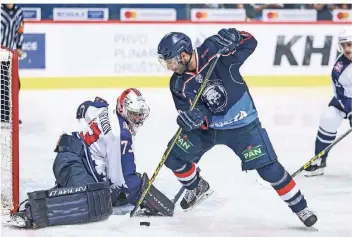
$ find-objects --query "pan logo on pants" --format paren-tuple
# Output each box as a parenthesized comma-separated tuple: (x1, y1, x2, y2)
(202, 80, 228, 113)
(176, 134, 194, 153)
(242, 145, 266, 162)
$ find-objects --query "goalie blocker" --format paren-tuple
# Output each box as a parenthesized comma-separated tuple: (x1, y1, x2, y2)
(11, 176, 174, 229)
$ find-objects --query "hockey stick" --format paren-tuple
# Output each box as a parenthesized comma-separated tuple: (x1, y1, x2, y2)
(130, 51, 222, 217)
(172, 187, 186, 205)
(291, 128, 352, 178)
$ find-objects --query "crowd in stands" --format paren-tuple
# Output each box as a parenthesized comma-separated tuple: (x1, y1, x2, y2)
(191, 4, 352, 20)
(17, 3, 352, 21)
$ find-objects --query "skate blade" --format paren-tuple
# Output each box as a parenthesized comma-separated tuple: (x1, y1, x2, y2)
(304, 169, 324, 177)
(183, 189, 214, 212)
(6, 216, 26, 228)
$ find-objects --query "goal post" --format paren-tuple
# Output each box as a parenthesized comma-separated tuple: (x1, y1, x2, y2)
(1, 47, 20, 215)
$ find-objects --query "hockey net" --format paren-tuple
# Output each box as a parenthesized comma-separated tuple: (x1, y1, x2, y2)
(0, 47, 19, 216)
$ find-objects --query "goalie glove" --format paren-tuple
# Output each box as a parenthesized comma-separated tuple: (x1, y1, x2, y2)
(76, 97, 109, 119)
(94, 96, 109, 104)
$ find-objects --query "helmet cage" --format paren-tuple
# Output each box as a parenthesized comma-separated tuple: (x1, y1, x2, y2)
(117, 89, 150, 129)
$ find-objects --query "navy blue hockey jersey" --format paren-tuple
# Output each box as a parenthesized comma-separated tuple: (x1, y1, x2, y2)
(170, 31, 258, 129)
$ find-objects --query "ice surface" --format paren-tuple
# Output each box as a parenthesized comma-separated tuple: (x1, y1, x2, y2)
(1, 87, 351, 237)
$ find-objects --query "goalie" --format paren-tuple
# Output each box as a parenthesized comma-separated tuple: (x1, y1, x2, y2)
(11, 88, 174, 229)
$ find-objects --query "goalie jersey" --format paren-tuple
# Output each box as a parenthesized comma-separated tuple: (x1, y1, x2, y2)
(332, 54, 352, 118)
(73, 100, 141, 204)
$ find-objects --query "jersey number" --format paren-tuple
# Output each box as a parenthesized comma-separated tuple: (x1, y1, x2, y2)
(79, 120, 101, 146)
(121, 140, 133, 155)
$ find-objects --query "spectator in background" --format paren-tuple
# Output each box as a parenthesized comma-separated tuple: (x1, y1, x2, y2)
(309, 4, 335, 20)
(334, 4, 352, 9)
(189, 4, 226, 9)
(233, 4, 283, 21)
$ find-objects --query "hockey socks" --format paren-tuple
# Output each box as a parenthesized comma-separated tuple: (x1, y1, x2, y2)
(315, 126, 337, 160)
(257, 162, 307, 213)
(173, 162, 200, 189)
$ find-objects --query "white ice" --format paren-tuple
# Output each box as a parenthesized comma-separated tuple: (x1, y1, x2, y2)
(1, 87, 352, 237)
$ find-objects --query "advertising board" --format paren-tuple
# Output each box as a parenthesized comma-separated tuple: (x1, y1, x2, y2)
(20, 22, 348, 89)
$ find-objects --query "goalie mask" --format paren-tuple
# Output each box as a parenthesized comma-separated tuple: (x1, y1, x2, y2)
(337, 28, 352, 60)
(116, 88, 150, 134)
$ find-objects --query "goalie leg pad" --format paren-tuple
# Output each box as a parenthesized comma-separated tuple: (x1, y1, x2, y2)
(53, 134, 102, 187)
(22, 181, 112, 228)
(140, 173, 175, 216)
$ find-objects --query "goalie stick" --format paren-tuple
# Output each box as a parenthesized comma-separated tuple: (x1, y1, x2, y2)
(292, 128, 352, 178)
(130, 51, 222, 217)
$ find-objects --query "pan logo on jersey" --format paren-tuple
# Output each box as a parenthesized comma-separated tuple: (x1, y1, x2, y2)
(242, 145, 266, 162)
(201, 80, 228, 113)
(176, 134, 194, 153)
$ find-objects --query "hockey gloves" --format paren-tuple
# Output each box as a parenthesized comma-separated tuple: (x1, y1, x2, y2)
(177, 107, 209, 131)
(348, 113, 352, 127)
(211, 28, 242, 54)
(76, 97, 109, 119)
(94, 96, 108, 104)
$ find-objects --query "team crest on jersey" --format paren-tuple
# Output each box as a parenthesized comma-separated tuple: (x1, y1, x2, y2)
(201, 80, 228, 113)
(334, 61, 343, 73)
(195, 74, 203, 83)
(122, 121, 129, 131)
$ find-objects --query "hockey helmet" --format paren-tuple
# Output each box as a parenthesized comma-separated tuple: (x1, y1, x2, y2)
(116, 88, 150, 131)
(157, 32, 193, 74)
(337, 27, 352, 59)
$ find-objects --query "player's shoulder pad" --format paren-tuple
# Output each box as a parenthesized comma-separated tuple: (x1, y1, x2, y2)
(170, 73, 185, 94)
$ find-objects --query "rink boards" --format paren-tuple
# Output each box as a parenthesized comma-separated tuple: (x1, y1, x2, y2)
(17, 22, 348, 89)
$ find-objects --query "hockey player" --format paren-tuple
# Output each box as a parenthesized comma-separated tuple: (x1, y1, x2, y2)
(11, 88, 174, 229)
(304, 28, 352, 177)
(157, 29, 317, 227)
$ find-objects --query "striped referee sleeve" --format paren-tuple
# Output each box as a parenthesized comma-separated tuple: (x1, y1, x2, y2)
(1, 4, 24, 50)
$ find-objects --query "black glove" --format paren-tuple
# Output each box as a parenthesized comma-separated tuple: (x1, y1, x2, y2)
(348, 113, 352, 127)
(212, 28, 242, 54)
(76, 98, 109, 119)
(177, 107, 208, 131)
(94, 96, 108, 104)
(76, 102, 89, 119)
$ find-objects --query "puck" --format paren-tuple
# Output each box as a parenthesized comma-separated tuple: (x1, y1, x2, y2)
(140, 221, 150, 227)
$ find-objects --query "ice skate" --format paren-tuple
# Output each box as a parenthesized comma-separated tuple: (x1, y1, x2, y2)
(296, 207, 318, 227)
(304, 158, 326, 177)
(7, 211, 33, 228)
(180, 177, 213, 211)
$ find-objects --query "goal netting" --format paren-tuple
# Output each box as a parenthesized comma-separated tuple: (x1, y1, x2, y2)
(1, 47, 19, 216)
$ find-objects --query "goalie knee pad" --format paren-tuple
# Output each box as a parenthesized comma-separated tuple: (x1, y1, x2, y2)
(14, 181, 112, 228)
